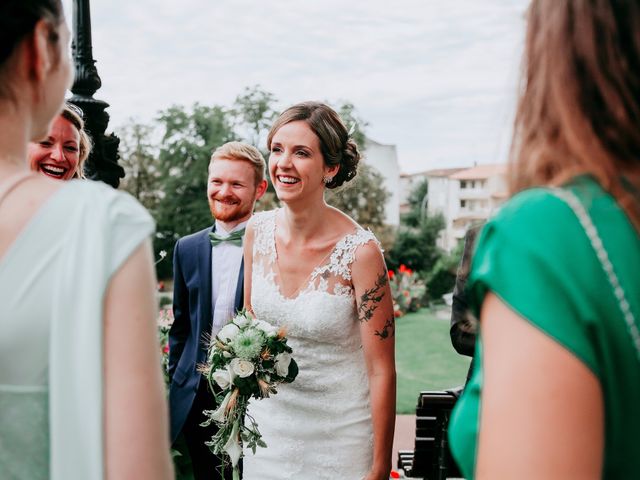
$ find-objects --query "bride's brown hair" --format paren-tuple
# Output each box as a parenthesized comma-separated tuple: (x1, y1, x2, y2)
(510, 0, 640, 229)
(267, 101, 361, 189)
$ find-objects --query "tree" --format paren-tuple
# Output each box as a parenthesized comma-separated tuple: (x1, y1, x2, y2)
(115, 91, 387, 279)
(386, 178, 445, 274)
(325, 102, 395, 248)
(326, 164, 388, 227)
(386, 214, 445, 272)
(232, 86, 280, 212)
(402, 178, 429, 228)
(336, 101, 369, 148)
(231, 85, 279, 154)
(426, 238, 464, 300)
(150, 88, 282, 278)
(153, 103, 236, 278)
(118, 119, 161, 212)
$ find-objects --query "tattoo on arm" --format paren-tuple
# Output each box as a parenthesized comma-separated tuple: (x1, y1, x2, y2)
(357, 272, 388, 323)
(374, 316, 395, 340)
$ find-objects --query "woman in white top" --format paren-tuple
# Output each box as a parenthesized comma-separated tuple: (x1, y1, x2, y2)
(0, 1, 173, 478)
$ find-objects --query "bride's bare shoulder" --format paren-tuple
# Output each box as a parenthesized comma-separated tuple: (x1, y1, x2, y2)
(326, 206, 361, 234)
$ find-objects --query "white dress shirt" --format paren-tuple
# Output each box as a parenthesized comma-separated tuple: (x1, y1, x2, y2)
(211, 220, 247, 337)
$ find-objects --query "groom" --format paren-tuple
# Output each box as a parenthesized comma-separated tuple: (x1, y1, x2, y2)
(169, 141, 267, 479)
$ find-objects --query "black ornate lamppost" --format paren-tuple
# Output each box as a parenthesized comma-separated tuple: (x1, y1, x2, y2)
(69, 0, 124, 188)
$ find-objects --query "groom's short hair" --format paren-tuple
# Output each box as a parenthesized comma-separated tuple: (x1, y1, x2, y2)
(209, 141, 266, 186)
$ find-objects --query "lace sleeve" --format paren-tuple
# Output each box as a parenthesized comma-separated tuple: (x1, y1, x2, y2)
(315, 228, 382, 283)
(252, 210, 277, 262)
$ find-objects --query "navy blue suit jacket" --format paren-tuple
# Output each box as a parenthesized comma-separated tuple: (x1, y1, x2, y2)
(168, 225, 244, 443)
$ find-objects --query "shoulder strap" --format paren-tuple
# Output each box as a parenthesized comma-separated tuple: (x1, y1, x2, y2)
(0, 171, 36, 206)
(252, 209, 277, 261)
(315, 228, 381, 282)
(549, 187, 640, 362)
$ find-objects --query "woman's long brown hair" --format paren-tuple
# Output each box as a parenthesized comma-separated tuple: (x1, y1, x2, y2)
(510, 0, 640, 229)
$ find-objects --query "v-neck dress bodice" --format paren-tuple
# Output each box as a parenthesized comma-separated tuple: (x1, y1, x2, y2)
(244, 209, 380, 479)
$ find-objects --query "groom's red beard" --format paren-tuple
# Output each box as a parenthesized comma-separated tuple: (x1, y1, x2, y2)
(208, 195, 253, 222)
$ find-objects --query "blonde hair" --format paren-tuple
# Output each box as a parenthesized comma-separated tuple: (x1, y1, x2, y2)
(60, 103, 92, 179)
(210, 141, 266, 185)
(510, 0, 640, 229)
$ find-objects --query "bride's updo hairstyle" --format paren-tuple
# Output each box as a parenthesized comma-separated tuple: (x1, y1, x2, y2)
(267, 101, 361, 189)
(0, 0, 64, 99)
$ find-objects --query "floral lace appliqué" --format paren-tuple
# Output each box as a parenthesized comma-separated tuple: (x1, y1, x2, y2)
(252, 210, 277, 262)
(245, 210, 378, 478)
(310, 228, 381, 283)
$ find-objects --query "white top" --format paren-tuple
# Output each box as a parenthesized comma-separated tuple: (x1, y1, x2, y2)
(211, 219, 247, 336)
(0, 180, 154, 480)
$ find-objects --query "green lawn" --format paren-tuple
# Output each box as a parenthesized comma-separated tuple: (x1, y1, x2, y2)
(396, 307, 471, 414)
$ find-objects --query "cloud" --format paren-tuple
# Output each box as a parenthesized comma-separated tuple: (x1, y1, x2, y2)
(64, 0, 528, 173)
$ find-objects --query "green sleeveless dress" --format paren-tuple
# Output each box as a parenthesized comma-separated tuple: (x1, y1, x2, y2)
(0, 180, 154, 479)
(448, 176, 640, 478)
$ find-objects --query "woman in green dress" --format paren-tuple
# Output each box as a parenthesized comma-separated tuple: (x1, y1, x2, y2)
(448, 1, 640, 478)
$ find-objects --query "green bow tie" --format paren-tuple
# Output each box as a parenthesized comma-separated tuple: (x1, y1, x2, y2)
(209, 228, 245, 247)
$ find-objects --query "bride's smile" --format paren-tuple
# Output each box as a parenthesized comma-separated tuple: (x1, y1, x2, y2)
(269, 120, 338, 204)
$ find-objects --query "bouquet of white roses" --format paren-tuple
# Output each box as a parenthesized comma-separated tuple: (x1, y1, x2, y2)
(201, 310, 298, 479)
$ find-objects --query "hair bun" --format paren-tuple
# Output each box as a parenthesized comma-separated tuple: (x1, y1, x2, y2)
(327, 138, 360, 189)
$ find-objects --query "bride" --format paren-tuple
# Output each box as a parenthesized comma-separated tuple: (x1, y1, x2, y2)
(242, 101, 396, 479)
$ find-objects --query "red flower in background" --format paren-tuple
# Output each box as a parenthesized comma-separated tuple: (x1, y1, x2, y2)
(397, 264, 413, 275)
(389, 264, 426, 317)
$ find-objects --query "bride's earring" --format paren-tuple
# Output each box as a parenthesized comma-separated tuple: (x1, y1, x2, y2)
(323, 175, 333, 185)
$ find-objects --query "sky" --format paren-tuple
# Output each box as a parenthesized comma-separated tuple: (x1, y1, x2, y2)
(62, 0, 529, 174)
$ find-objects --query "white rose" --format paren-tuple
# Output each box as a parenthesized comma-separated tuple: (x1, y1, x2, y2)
(230, 358, 255, 378)
(254, 319, 278, 337)
(218, 323, 240, 343)
(233, 314, 251, 328)
(211, 369, 231, 390)
(275, 352, 292, 377)
(222, 350, 233, 358)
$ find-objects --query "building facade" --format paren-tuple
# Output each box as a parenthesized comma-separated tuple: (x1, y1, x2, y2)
(402, 164, 507, 251)
(363, 137, 401, 226)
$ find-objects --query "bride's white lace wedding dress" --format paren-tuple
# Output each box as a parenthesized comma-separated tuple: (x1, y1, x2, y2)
(243, 209, 379, 479)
